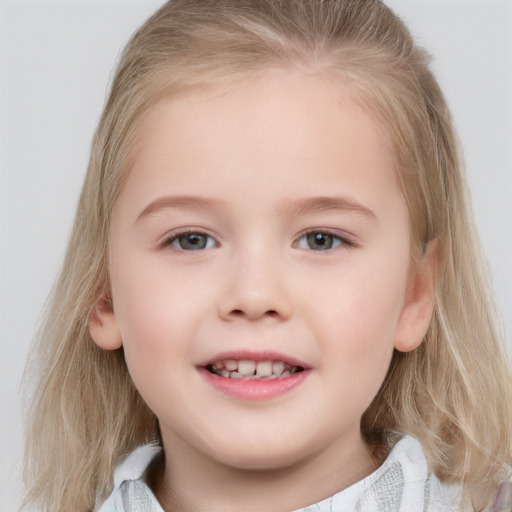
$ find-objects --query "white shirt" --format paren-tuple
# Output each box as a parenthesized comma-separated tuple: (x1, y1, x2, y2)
(96, 435, 460, 512)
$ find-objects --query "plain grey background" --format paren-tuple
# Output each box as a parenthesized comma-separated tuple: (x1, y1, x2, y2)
(1, 1, 511, 510)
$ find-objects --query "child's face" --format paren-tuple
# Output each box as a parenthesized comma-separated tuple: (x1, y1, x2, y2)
(91, 70, 432, 475)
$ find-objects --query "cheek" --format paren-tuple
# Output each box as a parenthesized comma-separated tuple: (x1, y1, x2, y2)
(109, 255, 218, 374)
(109, 262, 180, 379)
(111, 281, 192, 417)
(308, 253, 408, 365)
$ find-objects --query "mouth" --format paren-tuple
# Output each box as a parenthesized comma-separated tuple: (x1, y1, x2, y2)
(199, 353, 310, 400)
(205, 359, 304, 379)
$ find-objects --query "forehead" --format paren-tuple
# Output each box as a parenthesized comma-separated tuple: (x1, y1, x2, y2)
(115, 69, 403, 223)
(136, 71, 394, 168)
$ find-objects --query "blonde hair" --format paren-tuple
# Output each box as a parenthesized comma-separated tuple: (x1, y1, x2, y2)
(23, 1, 511, 510)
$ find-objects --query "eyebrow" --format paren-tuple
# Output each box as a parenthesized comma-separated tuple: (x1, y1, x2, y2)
(136, 194, 376, 222)
(277, 196, 377, 219)
(136, 195, 224, 222)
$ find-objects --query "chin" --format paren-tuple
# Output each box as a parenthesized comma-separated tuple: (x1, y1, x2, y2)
(208, 442, 309, 472)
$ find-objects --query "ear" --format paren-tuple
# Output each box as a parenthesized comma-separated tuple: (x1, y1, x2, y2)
(394, 240, 438, 352)
(88, 292, 123, 350)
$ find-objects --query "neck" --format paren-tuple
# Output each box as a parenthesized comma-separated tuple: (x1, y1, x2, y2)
(150, 431, 380, 512)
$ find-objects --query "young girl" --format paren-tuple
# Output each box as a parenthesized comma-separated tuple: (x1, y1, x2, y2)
(23, 0, 512, 511)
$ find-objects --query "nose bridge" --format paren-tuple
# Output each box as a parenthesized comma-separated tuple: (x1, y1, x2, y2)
(218, 240, 293, 321)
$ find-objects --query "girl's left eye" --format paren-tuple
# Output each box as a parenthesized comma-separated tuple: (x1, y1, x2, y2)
(166, 232, 216, 251)
(295, 231, 348, 251)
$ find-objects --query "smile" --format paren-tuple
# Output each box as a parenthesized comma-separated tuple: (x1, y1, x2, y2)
(199, 353, 310, 401)
(205, 359, 304, 379)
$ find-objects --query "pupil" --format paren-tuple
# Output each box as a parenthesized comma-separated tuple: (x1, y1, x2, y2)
(181, 233, 206, 250)
(307, 232, 333, 250)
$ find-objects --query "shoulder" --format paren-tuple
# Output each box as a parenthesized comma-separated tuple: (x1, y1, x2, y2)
(385, 435, 460, 512)
(293, 434, 460, 512)
(95, 444, 162, 512)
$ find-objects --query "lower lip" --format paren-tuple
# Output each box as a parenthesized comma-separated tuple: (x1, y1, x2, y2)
(198, 367, 310, 401)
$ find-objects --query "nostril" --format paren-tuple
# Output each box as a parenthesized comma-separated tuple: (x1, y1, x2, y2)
(228, 309, 279, 318)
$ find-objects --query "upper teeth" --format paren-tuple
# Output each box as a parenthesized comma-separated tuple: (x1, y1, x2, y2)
(209, 359, 301, 379)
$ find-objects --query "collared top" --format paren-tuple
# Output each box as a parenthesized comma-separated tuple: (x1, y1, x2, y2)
(96, 435, 460, 512)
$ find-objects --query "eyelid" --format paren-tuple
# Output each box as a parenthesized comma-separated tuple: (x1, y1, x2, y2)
(293, 228, 356, 250)
(160, 228, 220, 250)
(158, 227, 355, 251)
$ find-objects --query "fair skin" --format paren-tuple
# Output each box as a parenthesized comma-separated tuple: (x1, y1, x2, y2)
(90, 69, 435, 511)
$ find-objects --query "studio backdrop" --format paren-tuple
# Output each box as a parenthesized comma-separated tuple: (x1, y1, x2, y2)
(1, 1, 510, 510)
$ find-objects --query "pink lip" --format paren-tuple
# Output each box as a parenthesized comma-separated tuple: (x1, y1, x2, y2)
(197, 350, 311, 401)
(198, 367, 311, 401)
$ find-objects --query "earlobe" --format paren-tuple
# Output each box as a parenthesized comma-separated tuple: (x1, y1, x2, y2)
(88, 292, 123, 350)
(394, 240, 438, 353)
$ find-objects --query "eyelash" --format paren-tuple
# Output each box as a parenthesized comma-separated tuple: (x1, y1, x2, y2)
(294, 230, 355, 252)
(163, 230, 217, 251)
(162, 229, 355, 252)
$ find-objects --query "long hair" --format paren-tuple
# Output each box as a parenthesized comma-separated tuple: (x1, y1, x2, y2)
(23, 1, 511, 510)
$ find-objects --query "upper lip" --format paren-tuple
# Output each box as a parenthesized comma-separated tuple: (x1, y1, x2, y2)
(199, 350, 311, 369)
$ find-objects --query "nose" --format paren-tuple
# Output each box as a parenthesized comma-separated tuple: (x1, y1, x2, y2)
(217, 250, 293, 322)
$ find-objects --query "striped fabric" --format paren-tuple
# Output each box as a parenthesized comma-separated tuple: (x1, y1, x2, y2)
(97, 435, 460, 512)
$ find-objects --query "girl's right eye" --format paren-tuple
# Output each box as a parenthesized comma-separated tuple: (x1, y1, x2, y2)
(165, 232, 216, 251)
